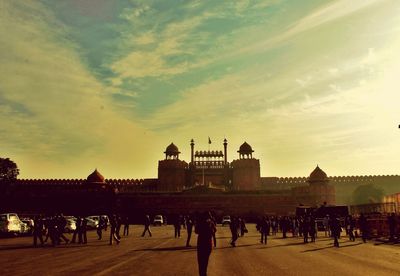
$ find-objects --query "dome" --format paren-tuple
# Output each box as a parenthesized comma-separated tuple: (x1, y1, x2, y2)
(238, 142, 254, 154)
(309, 165, 328, 182)
(87, 169, 105, 183)
(164, 143, 180, 155)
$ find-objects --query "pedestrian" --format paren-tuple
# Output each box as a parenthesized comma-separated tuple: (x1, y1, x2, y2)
(116, 215, 122, 240)
(195, 211, 216, 276)
(230, 216, 239, 247)
(359, 213, 368, 243)
(323, 215, 330, 237)
(309, 216, 316, 242)
(33, 215, 44, 247)
(141, 214, 152, 237)
(174, 215, 181, 238)
(330, 215, 341, 247)
(281, 216, 289, 238)
(348, 215, 355, 242)
(260, 216, 270, 245)
(109, 214, 120, 245)
(186, 215, 194, 247)
(123, 216, 129, 236)
(57, 214, 69, 245)
(240, 218, 247, 237)
(302, 217, 309, 243)
(81, 217, 88, 244)
(71, 216, 82, 244)
(97, 216, 105, 240)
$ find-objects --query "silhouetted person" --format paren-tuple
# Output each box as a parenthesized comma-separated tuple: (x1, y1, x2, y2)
(302, 217, 309, 243)
(359, 213, 368, 243)
(240, 218, 247, 237)
(330, 215, 341, 247)
(195, 212, 216, 276)
(174, 215, 181, 238)
(123, 216, 129, 236)
(116, 216, 122, 239)
(109, 215, 120, 245)
(57, 214, 69, 244)
(323, 215, 330, 237)
(141, 215, 152, 237)
(97, 216, 105, 240)
(33, 216, 44, 247)
(81, 217, 88, 244)
(281, 217, 289, 238)
(259, 216, 270, 244)
(388, 213, 397, 241)
(348, 215, 355, 242)
(309, 216, 316, 242)
(230, 217, 239, 247)
(186, 216, 194, 247)
(71, 216, 82, 244)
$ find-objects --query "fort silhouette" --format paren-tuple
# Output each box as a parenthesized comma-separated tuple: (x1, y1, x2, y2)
(2, 139, 399, 219)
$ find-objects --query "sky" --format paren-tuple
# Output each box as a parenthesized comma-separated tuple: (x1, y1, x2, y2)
(1, 0, 400, 179)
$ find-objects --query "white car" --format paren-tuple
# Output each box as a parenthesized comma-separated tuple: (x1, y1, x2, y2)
(85, 218, 98, 229)
(153, 215, 164, 226)
(0, 213, 22, 235)
(221, 215, 231, 226)
(65, 218, 76, 232)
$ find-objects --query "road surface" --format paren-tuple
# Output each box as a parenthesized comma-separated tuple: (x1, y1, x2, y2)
(0, 224, 399, 275)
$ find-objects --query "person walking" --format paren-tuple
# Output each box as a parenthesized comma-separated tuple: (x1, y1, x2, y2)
(141, 215, 152, 237)
(174, 215, 182, 238)
(195, 212, 216, 276)
(331, 215, 341, 247)
(186, 215, 194, 247)
(348, 215, 355, 242)
(33, 215, 44, 247)
(230, 216, 239, 247)
(260, 216, 270, 245)
(97, 216, 105, 240)
(71, 216, 82, 244)
(123, 216, 130, 236)
(109, 214, 120, 245)
(309, 216, 316, 242)
(359, 213, 369, 243)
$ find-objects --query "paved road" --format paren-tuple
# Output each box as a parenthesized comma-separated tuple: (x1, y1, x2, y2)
(0, 224, 399, 275)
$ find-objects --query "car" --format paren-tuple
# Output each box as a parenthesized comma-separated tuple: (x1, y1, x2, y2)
(153, 215, 164, 226)
(0, 213, 22, 236)
(65, 218, 77, 233)
(85, 218, 98, 229)
(20, 218, 34, 235)
(221, 215, 231, 226)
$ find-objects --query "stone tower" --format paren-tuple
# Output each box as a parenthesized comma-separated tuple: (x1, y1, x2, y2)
(158, 143, 188, 191)
(231, 142, 261, 190)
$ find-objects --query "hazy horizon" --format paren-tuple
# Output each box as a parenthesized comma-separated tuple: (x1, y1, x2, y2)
(1, 0, 399, 179)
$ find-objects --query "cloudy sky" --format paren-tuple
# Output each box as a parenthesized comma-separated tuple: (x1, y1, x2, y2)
(1, 0, 399, 179)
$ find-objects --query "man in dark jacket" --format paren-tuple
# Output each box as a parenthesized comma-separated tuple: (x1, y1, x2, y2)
(195, 212, 216, 276)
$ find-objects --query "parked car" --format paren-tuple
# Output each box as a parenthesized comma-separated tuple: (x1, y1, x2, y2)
(153, 215, 164, 226)
(221, 215, 231, 226)
(65, 218, 77, 233)
(0, 213, 22, 236)
(20, 218, 34, 235)
(85, 218, 98, 229)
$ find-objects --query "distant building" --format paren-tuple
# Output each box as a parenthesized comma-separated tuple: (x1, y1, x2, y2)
(1, 138, 340, 218)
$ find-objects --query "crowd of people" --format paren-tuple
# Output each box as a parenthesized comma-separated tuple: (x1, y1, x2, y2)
(25, 211, 397, 276)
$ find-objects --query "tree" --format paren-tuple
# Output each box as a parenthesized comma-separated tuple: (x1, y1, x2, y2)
(0, 157, 19, 182)
(352, 184, 384, 205)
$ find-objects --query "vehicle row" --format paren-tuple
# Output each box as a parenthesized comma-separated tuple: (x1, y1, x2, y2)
(0, 213, 109, 236)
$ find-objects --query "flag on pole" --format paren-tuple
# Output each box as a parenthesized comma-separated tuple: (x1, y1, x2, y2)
(208, 137, 212, 144)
